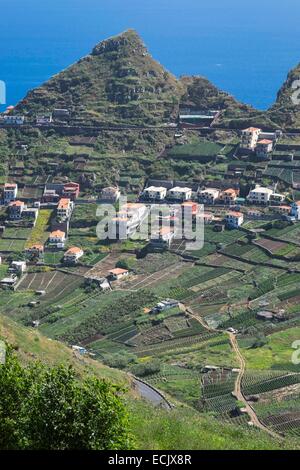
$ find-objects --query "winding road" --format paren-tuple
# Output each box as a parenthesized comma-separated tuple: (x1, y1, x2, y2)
(186, 307, 284, 441)
(132, 377, 172, 410)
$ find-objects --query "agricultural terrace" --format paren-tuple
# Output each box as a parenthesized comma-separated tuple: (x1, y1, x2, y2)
(25, 209, 53, 247)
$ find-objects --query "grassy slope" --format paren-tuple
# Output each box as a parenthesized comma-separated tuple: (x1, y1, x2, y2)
(0, 313, 127, 384)
(241, 326, 300, 371)
(1, 312, 299, 449)
(129, 401, 297, 450)
(16, 30, 183, 126)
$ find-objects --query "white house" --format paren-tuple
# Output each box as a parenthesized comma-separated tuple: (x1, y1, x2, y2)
(291, 201, 300, 220)
(256, 139, 273, 159)
(143, 186, 167, 201)
(247, 186, 274, 205)
(10, 261, 26, 274)
(36, 114, 53, 126)
(240, 127, 261, 150)
(3, 115, 25, 125)
(9, 200, 25, 219)
(168, 187, 192, 201)
(198, 188, 220, 204)
(101, 186, 121, 202)
(109, 268, 129, 281)
(64, 246, 84, 264)
(225, 211, 244, 229)
(3, 183, 18, 204)
(48, 230, 66, 248)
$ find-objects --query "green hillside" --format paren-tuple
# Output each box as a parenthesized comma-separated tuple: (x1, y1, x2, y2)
(16, 30, 183, 127)
(1, 313, 296, 450)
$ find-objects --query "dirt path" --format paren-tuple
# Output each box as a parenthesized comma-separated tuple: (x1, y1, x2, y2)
(228, 333, 282, 440)
(186, 307, 283, 441)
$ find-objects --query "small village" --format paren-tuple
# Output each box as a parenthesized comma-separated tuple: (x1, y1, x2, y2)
(1, 123, 300, 291)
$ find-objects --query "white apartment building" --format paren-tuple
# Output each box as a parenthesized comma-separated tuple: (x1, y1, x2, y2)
(3, 183, 18, 203)
(240, 127, 261, 150)
(247, 186, 274, 204)
(168, 187, 192, 201)
(198, 188, 220, 204)
(225, 211, 244, 229)
(57, 198, 73, 221)
(143, 186, 167, 201)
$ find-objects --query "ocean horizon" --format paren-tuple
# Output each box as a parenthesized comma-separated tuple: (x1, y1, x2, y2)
(1, 0, 300, 111)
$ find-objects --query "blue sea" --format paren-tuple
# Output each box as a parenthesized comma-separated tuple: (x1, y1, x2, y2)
(1, 0, 300, 111)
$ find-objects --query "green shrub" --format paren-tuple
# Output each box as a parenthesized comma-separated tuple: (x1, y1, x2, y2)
(0, 345, 133, 450)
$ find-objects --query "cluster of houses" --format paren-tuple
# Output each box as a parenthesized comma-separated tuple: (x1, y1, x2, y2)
(0, 179, 85, 278)
(141, 181, 286, 208)
(0, 183, 39, 226)
(0, 107, 71, 127)
(240, 127, 282, 159)
(42, 182, 80, 203)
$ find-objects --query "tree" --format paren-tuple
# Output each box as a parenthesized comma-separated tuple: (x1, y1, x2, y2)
(0, 345, 133, 450)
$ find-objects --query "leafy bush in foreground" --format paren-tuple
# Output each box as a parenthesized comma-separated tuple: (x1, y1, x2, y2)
(0, 345, 133, 450)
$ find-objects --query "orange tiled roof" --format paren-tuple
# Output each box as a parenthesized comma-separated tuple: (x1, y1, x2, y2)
(50, 230, 65, 238)
(243, 127, 261, 132)
(58, 198, 71, 209)
(10, 200, 24, 207)
(181, 201, 197, 206)
(159, 227, 173, 235)
(258, 139, 273, 145)
(110, 268, 128, 275)
(223, 188, 238, 195)
(227, 211, 243, 217)
(27, 244, 44, 251)
(65, 246, 83, 255)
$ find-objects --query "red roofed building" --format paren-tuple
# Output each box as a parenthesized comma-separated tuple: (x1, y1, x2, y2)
(181, 201, 198, 217)
(219, 188, 239, 205)
(25, 244, 44, 258)
(109, 268, 129, 281)
(62, 182, 80, 200)
(64, 246, 84, 264)
(9, 200, 25, 219)
(48, 230, 66, 248)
